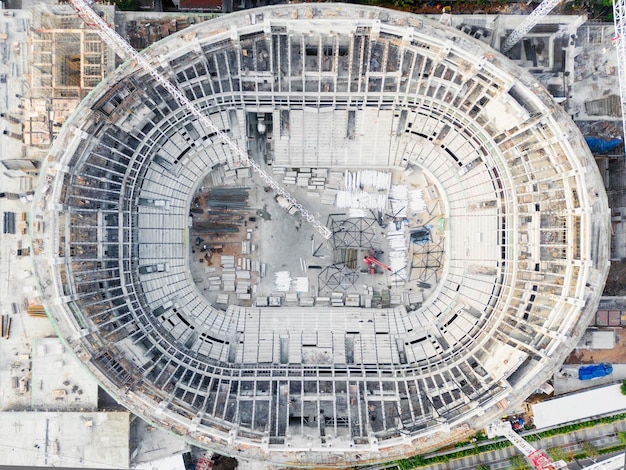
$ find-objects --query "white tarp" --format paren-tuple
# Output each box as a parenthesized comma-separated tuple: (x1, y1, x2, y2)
(532, 383, 626, 429)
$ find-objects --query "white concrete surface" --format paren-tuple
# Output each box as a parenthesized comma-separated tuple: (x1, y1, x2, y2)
(31, 337, 99, 411)
(0, 411, 130, 468)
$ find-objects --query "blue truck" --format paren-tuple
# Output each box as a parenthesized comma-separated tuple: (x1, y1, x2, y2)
(578, 363, 613, 381)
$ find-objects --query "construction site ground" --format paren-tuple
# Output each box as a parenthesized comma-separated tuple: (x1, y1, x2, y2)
(188, 165, 445, 310)
(565, 327, 626, 365)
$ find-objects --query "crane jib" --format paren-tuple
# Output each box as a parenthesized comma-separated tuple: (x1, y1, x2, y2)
(69, 0, 333, 240)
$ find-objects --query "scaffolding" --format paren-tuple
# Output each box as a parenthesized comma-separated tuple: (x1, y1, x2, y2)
(30, 4, 114, 99)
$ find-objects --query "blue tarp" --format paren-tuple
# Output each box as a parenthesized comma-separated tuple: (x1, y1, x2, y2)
(410, 226, 432, 245)
(578, 363, 613, 381)
(585, 136, 623, 154)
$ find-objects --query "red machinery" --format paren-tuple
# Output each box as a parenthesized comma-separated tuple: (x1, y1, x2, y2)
(364, 255, 392, 274)
(487, 421, 566, 470)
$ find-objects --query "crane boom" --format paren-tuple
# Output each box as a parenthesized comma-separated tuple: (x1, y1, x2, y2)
(501, 0, 562, 53)
(487, 421, 566, 470)
(614, 0, 626, 145)
(68, 0, 332, 240)
(364, 256, 392, 272)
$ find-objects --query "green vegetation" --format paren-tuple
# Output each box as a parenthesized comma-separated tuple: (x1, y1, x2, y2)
(115, 0, 137, 10)
(546, 447, 569, 462)
(599, 444, 626, 456)
(620, 379, 626, 396)
(509, 455, 531, 470)
(392, 412, 626, 470)
(581, 441, 599, 460)
(475, 464, 490, 470)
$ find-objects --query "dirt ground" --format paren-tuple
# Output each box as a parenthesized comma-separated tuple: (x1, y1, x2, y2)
(564, 328, 626, 364)
(603, 261, 626, 296)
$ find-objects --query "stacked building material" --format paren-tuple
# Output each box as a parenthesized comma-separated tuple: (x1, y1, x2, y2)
(387, 223, 407, 286)
(336, 170, 391, 211)
(408, 188, 427, 214)
(207, 187, 249, 209)
(296, 169, 311, 187)
(299, 296, 314, 307)
(331, 292, 344, 306)
(345, 294, 361, 307)
(389, 185, 408, 218)
(274, 271, 291, 291)
(220, 255, 237, 292)
(236, 281, 251, 299)
(0, 315, 10, 339)
(208, 275, 221, 291)
(27, 305, 47, 317)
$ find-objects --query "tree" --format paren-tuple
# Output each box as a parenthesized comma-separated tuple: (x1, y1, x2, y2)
(620, 379, 626, 396)
(581, 441, 599, 460)
(115, 0, 137, 10)
(509, 455, 531, 470)
(546, 447, 569, 462)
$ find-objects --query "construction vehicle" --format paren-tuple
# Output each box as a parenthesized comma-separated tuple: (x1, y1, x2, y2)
(487, 421, 567, 470)
(275, 194, 297, 215)
(67, 0, 332, 240)
(364, 255, 392, 274)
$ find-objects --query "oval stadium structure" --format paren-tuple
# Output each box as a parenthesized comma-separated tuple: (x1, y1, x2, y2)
(31, 4, 610, 467)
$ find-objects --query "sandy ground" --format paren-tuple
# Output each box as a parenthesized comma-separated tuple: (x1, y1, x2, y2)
(565, 327, 626, 364)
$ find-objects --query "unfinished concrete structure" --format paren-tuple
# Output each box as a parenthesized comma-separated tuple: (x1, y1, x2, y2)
(31, 4, 610, 467)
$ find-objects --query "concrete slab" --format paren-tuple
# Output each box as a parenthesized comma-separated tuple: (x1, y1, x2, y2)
(554, 363, 626, 396)
(133, 453, 186, 470)
(0, 411, 130, 468)
(31, 337, 99, 411)
(130, 416, 190, 465)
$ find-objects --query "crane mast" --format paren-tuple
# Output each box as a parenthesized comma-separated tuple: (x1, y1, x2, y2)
(614, 0, 626, 145)
(487, 421, 567, 470)
(501, 0, 562, 53)
(68, 0, 333, 240)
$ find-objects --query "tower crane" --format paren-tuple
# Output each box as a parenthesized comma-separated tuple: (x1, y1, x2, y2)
(614, 0, 626, 145)
(501, 0, 562, 53)
(68, 0, 333, 240)
(487, 421, 567, 470)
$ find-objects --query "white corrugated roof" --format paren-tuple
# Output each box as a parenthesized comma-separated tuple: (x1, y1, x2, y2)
(532, 383, 626, 429)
